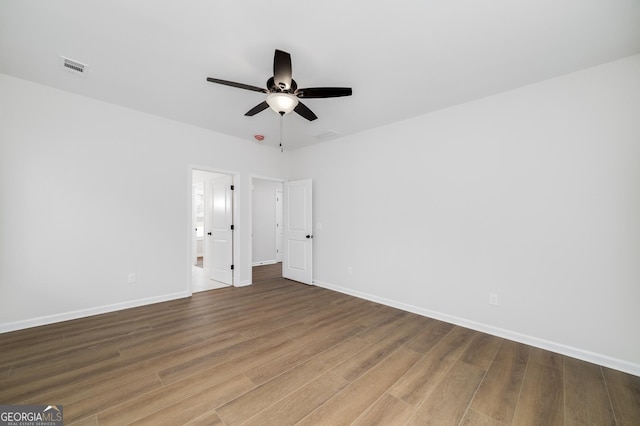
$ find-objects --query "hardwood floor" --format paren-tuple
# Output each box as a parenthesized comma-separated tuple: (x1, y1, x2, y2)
(1, 263, 639, 425)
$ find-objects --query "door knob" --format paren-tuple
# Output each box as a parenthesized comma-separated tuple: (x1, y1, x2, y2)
(207, 232, 212, 235)
(306, 235, 313, 239)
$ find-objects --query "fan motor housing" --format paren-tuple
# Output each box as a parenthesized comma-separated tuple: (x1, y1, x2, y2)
(267, 77, 297, 93)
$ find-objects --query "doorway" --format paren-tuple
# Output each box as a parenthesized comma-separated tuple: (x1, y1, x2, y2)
(192, 169, 234, 292)
(251, 178, 284, 281)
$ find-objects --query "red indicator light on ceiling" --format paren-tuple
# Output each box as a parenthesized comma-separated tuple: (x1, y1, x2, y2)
(254, 134, 265, 141)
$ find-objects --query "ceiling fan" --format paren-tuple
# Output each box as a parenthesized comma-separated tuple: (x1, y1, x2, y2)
(206, 49, 352, 121)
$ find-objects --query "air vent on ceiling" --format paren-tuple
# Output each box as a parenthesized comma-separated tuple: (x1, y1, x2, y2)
(60, 56, 89, 77)
(313, 130, 339, 141)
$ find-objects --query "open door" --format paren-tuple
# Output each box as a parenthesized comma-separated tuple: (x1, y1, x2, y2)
(205, 174, 233, 285)
(283, 179, 313, 284)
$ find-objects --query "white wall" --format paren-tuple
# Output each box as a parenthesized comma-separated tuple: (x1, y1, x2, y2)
(252, 179, 283, 265)
(290, 54, 640, 375)
(0, 74, 288, 330)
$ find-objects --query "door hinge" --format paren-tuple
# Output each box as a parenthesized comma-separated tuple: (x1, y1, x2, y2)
(230, 185, 234, 190)
(231, 264, 234, 270)
(230, 224, 234, 230)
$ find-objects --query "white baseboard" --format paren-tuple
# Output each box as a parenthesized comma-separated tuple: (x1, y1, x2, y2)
(314, 280, 640, 377)
(251, 260, 278, 266)
(0, 291, 190, 334)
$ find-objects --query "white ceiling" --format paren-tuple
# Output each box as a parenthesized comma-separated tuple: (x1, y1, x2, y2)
(1, 1, 639, 150)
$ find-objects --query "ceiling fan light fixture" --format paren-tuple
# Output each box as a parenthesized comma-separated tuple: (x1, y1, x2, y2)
(207, 49, 351, 122)
(266, 93, 298, 114)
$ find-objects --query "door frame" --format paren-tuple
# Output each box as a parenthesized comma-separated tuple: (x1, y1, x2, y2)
(249, 175, 286, 285)
(188, 165, 240, 293)
(275, 188, 284, 263)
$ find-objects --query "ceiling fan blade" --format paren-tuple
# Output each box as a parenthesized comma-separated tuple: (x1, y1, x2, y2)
(296, 87, 352, 98)
(273, 49, 293, 91)
(207, 77, 267, 93)
(294, 101, 318, 121)
(245, 101, 270, 116)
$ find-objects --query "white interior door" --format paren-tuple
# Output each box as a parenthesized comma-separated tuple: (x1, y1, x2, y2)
(275, 189, 283, 263)
(283, 179, 313, 284)
(206, 174, 233, 285)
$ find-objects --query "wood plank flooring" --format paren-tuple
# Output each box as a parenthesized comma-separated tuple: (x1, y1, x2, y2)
(1, 263, 639, 425)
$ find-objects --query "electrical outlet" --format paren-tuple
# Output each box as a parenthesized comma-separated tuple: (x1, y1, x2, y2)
(489, 293, 498, 305)
(128, 273, 136, 284)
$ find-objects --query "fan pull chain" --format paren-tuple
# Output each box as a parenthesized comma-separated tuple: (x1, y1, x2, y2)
(279, 112, 284, 153)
